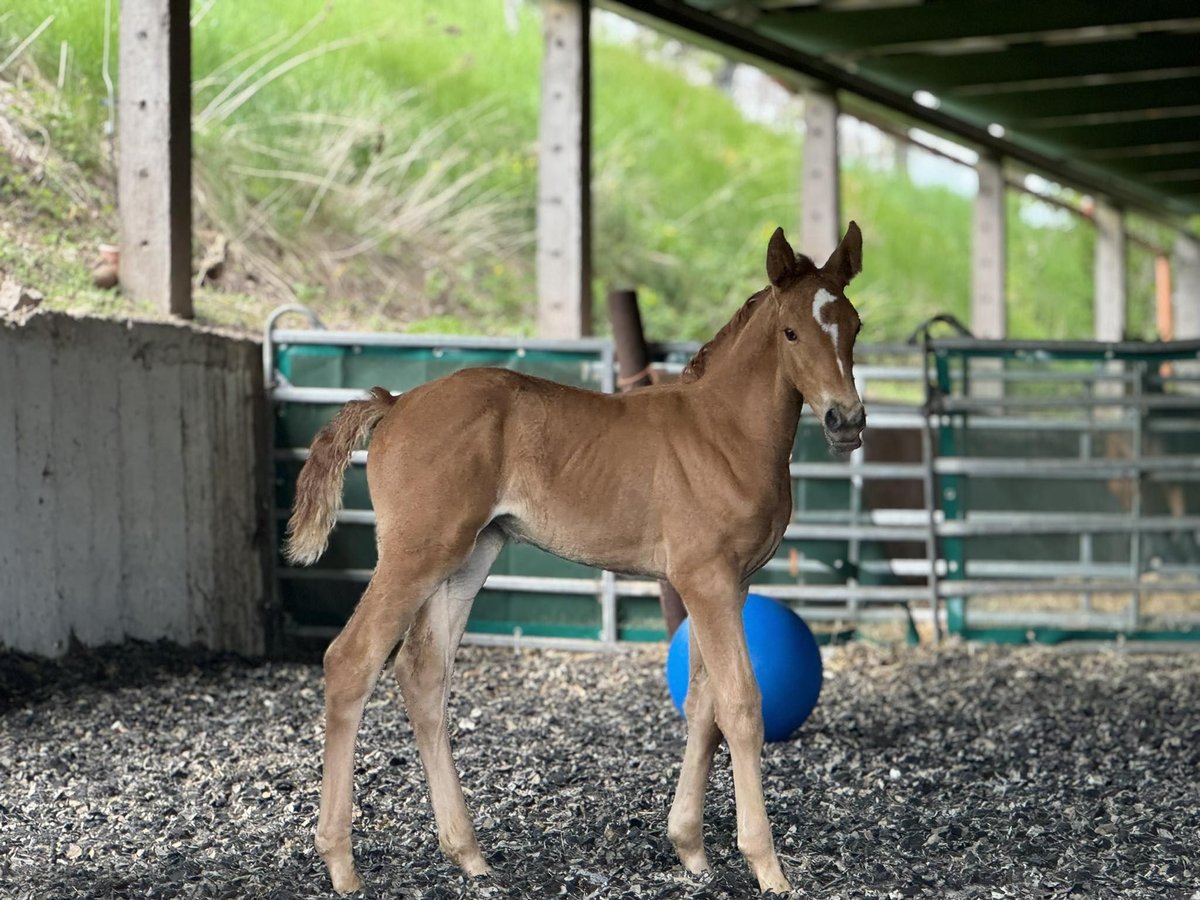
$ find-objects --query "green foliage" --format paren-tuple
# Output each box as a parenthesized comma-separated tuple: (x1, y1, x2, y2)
(844, 166, 971, 341)
(1007, 194, 1094, 340)
(1, 0, 1142, 341)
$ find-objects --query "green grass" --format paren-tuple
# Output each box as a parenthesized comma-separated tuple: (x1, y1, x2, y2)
(0, 0, 1153, 342)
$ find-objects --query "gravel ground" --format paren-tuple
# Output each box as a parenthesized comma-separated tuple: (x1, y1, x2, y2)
(1, 639, 1198, 899)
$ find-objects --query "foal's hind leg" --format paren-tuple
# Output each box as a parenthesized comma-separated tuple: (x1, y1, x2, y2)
(667, 624, 721, 875)
(393, 525, 505, 876)
(316, 532, 480, 894)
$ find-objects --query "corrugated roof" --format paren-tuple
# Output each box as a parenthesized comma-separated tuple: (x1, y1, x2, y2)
(612, 0, 1200, 223)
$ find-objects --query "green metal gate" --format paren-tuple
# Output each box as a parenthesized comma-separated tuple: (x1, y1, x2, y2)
(924, 337, 1200, 644)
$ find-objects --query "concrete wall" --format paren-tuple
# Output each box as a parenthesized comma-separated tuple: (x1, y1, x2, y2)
(0, 311, 268, 657)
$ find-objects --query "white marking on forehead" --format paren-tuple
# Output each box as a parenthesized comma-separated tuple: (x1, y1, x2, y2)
(812, 288, 844, 376)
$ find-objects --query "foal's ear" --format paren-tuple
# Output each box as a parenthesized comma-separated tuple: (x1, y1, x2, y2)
(822, 221, 863, 287)
(766, 227, 816, 287)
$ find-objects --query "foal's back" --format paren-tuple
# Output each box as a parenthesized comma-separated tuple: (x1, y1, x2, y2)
(365, 366, 689, 575)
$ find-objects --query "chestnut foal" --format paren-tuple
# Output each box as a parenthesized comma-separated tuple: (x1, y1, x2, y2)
(286, 224, 867, 894)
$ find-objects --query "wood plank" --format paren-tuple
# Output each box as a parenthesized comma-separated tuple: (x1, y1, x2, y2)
(1171, 234, 1199, 342)
(117, 0, 192, 317)
(801, 88, 840, 262)
(536, 0, 592, 338)
(971, 154, 1006, 340)
(1094, 201, 1127, 342)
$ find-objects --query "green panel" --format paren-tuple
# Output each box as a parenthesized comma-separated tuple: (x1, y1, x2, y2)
(274, 402, 345, 450)
(282, 578, 362, 629)
(277, 344, 602, 391)
(788, 418, 855, 585)
(316, 524, 378, 570)
(275, 459, 371, 511)
(958, 627, 1200, 646)
(470, 589, 601, 639)
(618, 596, 667, 642)
(280, 580, 605, 641)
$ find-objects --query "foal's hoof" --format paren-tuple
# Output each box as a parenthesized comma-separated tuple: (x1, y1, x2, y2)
(465, 861, 492, 878)
(328, 864, 364, 895)
(677, 850, 711, 876)
(757, 873, 793, 895)
(458, 853, 492, 878)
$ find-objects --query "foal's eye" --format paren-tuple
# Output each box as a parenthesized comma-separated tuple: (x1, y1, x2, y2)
(783, 328, 797, 342)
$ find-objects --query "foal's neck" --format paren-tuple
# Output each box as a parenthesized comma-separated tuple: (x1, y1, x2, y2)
(692, 295, 803, 457)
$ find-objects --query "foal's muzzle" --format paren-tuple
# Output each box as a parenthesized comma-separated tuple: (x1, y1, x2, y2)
(824, 403, 865, 452)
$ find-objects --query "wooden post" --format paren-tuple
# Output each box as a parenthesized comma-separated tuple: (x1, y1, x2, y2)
(970, 154, 1006, 399)
(1093, 201, 1127, 342)
(607, 288, 687, 638)
(802, 88, 841, 262)
(1173, 234, 1200, 385)
(1171, 234, 1199, 342)
(971, 154, 1006, 340)
(118, 0, 192, 318)
(1155, 255, 1173, 342)
(608, 289, 652, 389)
(536, 0, 592, 338)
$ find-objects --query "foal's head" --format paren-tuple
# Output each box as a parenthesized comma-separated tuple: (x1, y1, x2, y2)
(767, 223, 866, 452)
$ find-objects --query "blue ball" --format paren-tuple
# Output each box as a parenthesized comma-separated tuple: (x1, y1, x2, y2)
(665, 593, 823, 743)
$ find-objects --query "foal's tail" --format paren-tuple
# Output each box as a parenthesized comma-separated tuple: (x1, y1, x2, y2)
(284, 386, 396, 566)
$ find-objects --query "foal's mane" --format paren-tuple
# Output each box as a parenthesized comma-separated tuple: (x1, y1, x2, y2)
(680, 288, 770, 383)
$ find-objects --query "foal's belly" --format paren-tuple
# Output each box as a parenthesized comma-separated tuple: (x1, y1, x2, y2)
(490, 505, 666, 580)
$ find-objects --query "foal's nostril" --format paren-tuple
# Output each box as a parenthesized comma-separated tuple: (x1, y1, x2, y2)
(825, 405, 865, 434)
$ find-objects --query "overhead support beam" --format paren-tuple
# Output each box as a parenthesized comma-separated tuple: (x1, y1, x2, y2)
(537, 0, 593, 339)
(840, 18, 1200, 62)
(971, 154, 1006, 340)
(801, 88, 841, 262)
(118, 0, 192, 318)
(1093, 201, 1127, 342)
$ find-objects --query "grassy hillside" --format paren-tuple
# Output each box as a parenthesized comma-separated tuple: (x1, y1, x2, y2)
(0, 0, 1157, 342)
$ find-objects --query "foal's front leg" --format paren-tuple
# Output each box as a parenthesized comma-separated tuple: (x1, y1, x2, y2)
(667, 625, 721, 874)
(672, 571, 791, 894)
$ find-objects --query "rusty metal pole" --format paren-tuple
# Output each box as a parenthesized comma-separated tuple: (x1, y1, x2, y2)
(608, 288, 688, 638)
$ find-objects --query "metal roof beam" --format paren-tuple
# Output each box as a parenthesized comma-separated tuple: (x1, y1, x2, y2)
(1084, 141, 1200, 162)
(1020, 104, 1200, 130)
(840, 19, 1200, 61)
(1020, 119, 1200, 151)
(873, 35, 1200, 92)
(758, 0, 1200, 56)
(950, 66, 1200, 97)
(955, 77, 1200, 121)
